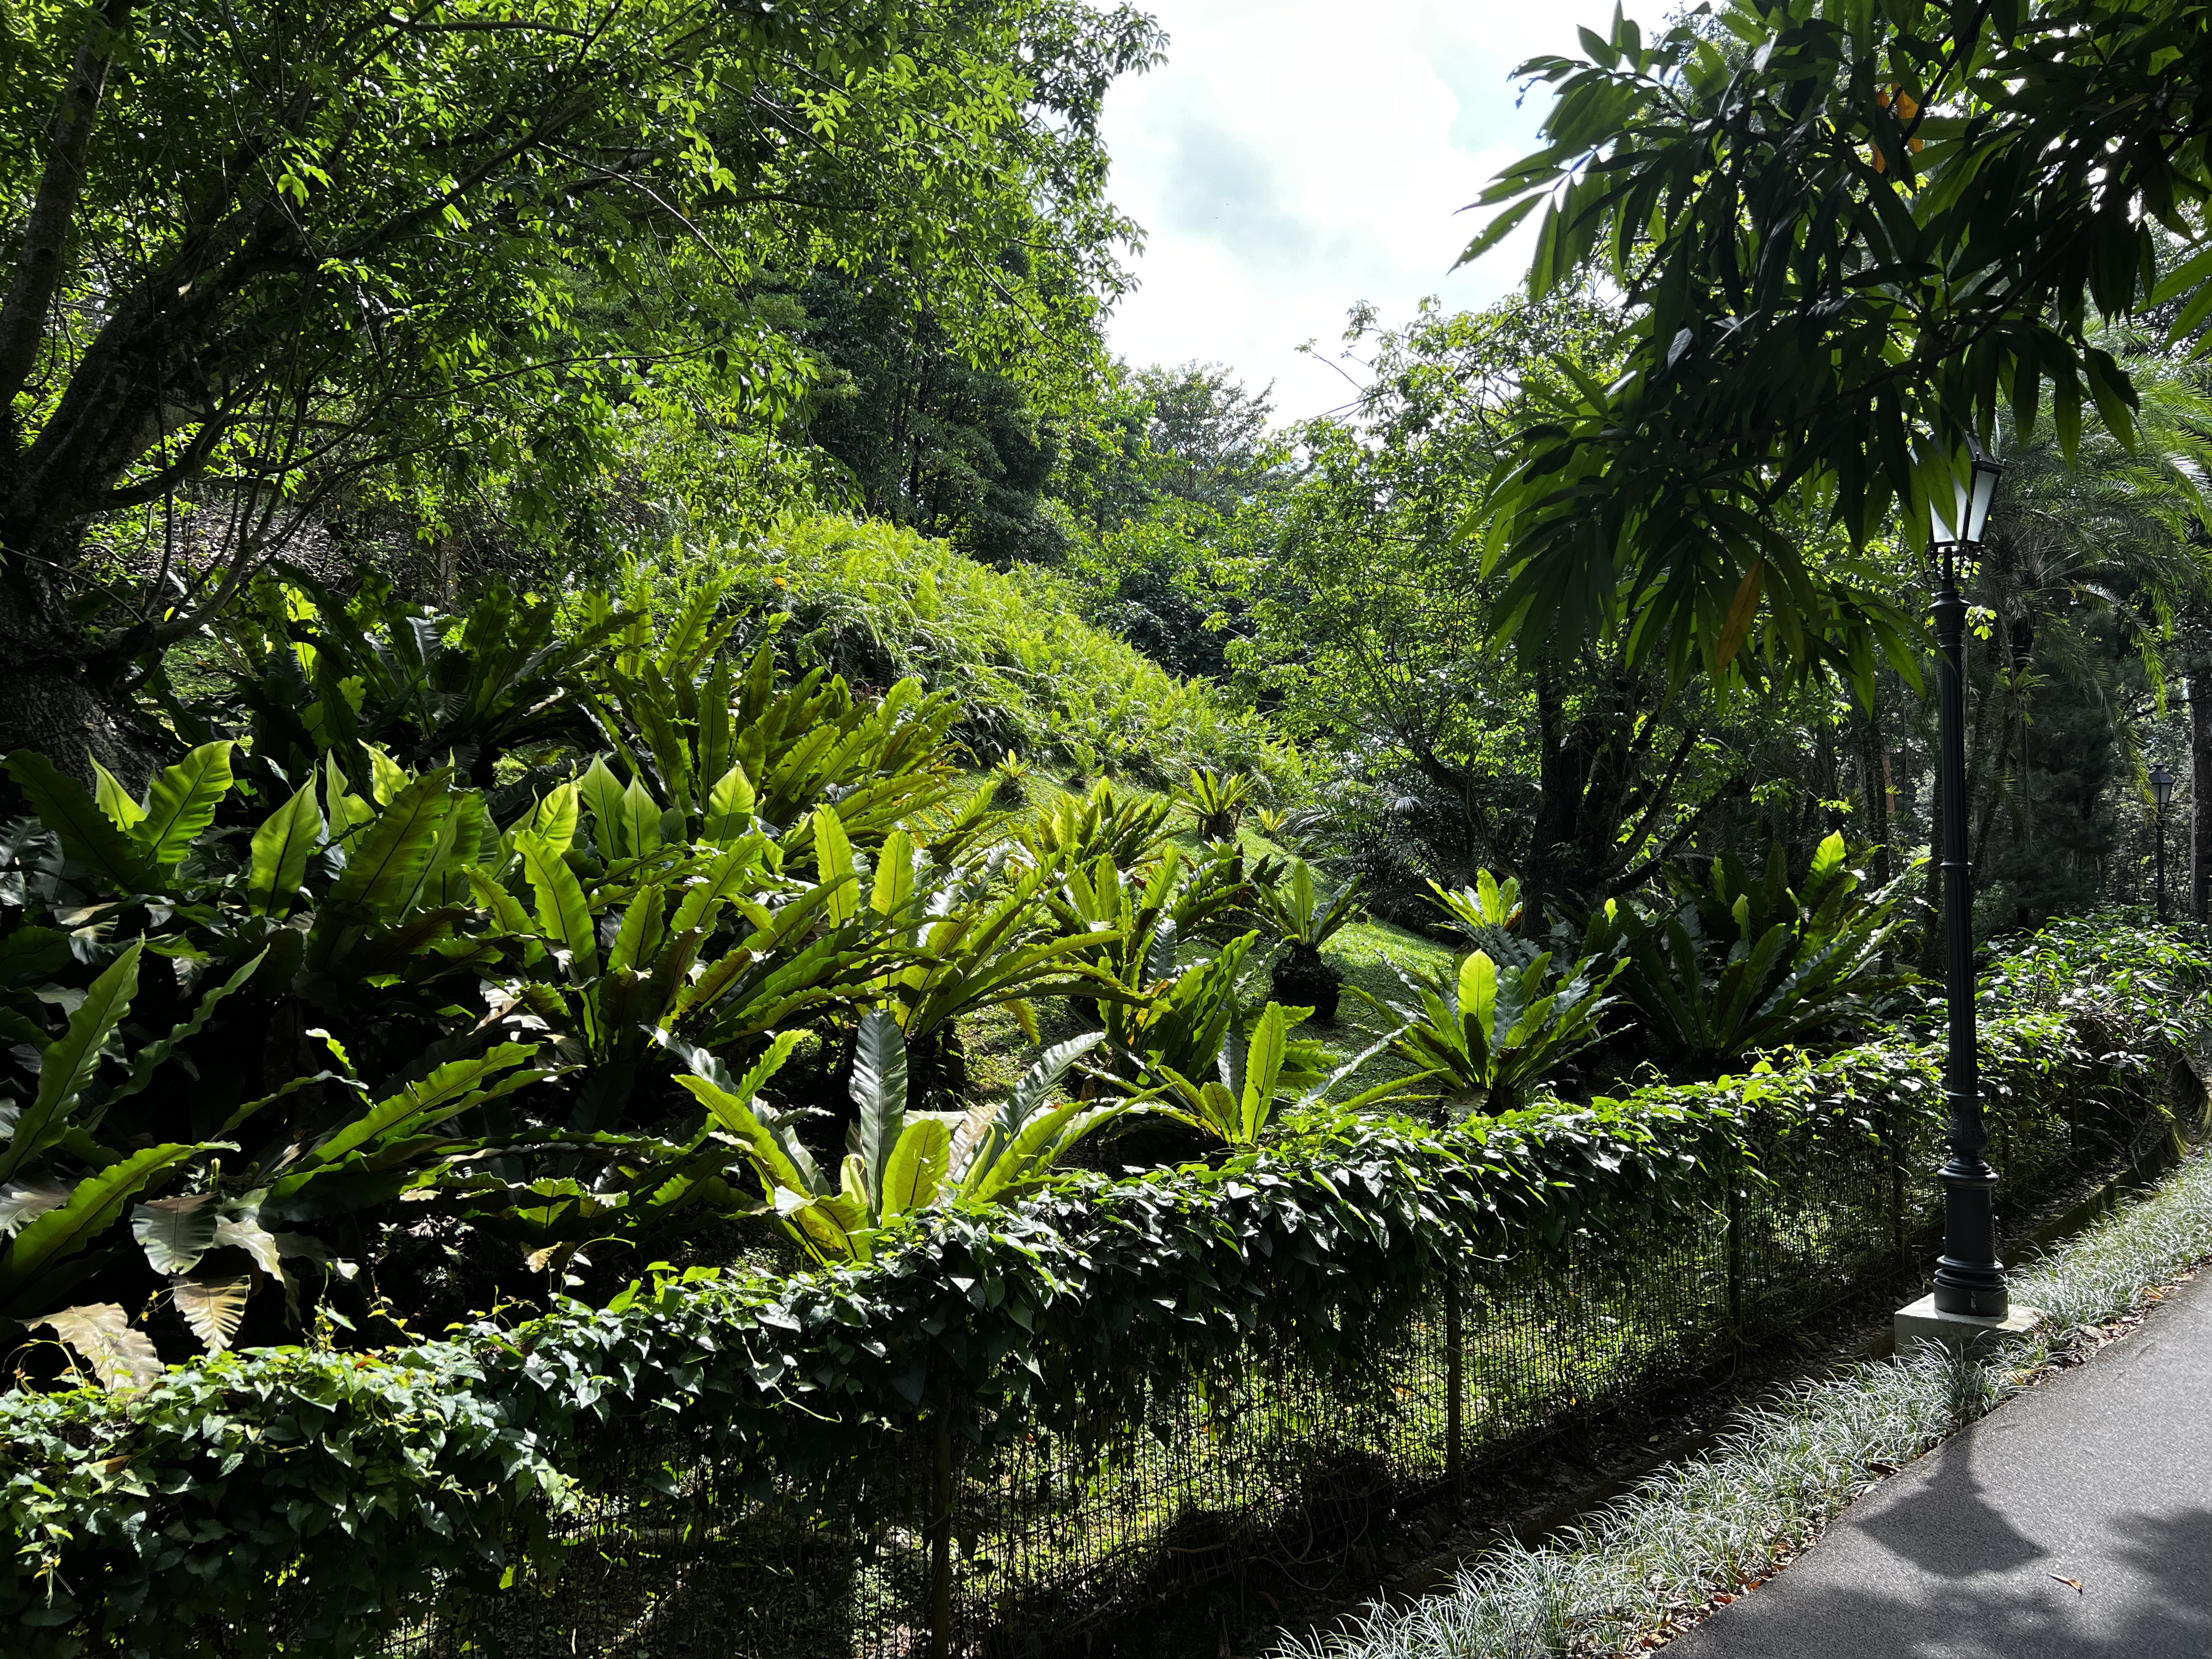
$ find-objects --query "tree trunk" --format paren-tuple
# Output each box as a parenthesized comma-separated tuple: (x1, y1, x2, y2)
(2192, 670, 2212, 922)
(0, 538, 161, 794)
(1524, 667, 1585, 931)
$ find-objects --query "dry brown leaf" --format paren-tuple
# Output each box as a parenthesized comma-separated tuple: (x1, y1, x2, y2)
(36, 1302, 162, 1391)
(2051, 1574, 2084, 1595)
(171, 1273, 252, 1353)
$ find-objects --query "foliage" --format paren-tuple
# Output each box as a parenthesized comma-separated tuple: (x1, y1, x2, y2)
(1147, 1001, 1350, 1149)
(0, 0, 1167, 780)
(1041, 847, 1313, 1098)
(1465, 0, 2212, 682)
(1592, 833, 1926, 1071)
(186, 569, 625, 791)
(1019, 778, 1173, 870)
(1178, 766, 1256, 839)
(1427, 869, 1538, 968)
(0, 984, 2174, 1654)
(1360, 947, 1620, 1120)
(1252, 859, 1364, 953)
(730, 514, 1306, 788)
(694, 1014, 1128, 1261)
(1981, 911, 2212, 1058)
(1240, 294, 1756, 919)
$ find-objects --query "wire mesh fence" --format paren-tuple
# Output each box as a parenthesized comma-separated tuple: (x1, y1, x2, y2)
(380, 1066, 2159, 1659)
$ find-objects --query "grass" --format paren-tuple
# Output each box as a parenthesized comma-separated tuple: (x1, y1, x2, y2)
(735, 513, 1310, 794)
(1279, 1143, 2212, 1659)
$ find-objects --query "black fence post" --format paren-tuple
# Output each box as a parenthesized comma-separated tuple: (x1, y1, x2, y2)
(930, 1368, 954, 1659)
(1724, 1169, 1744, 1338)
(1444, 1278, 1464, 1503)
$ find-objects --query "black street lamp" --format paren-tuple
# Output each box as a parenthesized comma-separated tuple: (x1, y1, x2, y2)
(2152, 763, 2177, 924)
(1927, 436, 2008, 1321)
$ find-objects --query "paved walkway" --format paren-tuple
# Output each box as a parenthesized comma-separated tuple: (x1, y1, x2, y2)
(1676, 1270, 2212, 1657)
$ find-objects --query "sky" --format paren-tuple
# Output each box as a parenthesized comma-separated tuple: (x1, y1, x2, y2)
(1097, 1, 1665, 423)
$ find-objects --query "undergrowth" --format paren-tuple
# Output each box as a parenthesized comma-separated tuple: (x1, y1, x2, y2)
(1283, 1146, 2212, 1659)
(717, 513, 1310, 792)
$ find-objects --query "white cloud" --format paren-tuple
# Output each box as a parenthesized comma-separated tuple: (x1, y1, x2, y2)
(1099, 0, 1665, 422)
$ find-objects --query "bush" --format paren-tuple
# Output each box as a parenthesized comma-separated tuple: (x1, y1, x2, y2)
(718, 513, 1310, 792)
(0, 975, 2184, 1655)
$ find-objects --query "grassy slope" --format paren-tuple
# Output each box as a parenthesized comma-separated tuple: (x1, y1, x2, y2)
(742, 514, 1308, 796)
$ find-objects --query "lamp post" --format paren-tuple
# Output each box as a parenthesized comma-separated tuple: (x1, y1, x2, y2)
(1927, 436, 2009, 1321)
(2152, 763, 2176, 923)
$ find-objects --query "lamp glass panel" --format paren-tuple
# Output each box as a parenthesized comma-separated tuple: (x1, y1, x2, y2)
(1966, 462, 2001, 544)
(2153, 765, 2177, 807)
(1931, 478, 1967, 546)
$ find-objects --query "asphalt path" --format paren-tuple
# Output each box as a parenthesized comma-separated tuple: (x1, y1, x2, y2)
(1674, 1269, 2212, 1658)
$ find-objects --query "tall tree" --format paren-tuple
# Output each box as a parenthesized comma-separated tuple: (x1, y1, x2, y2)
(1466, 0, 2212, 686)
(0, 0, 1155, 785)
(1246, 294, 1754, 920)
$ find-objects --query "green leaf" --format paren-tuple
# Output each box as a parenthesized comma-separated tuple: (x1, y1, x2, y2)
(579, 755, 628, 859)
(515, 832, 597, 979)
(701, 763, 757, 844)
(4, 751, 156, 891)
(521, 782, 580, 855)
(812, 806, 858, 928)
(90, 760, 145, 832)
(131, 742, 234, 869)
(879, 1118, 951, 1220)
(872, 829, 917, 919)
(324, 768, 453, 920)
(0, 942, 141, 1183)
(288, 1045, 540, 1176)
(607, 884, 664, 977)
(247, 779, 324, 916)
(851, 1009, 907, 1206)
(0, 1144, 195, 1311)
(1240, 1003, 1290, 1144)
(620, 774, 663, 858)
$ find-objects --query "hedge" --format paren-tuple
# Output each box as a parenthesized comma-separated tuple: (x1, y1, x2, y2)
(0, 995, 2186, 1655)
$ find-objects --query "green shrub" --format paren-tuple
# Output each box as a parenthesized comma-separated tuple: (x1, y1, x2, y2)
(721, 513, 1310, 792)
(1592, 833, 1925, 1071)
(0, 993, 2174, 1656)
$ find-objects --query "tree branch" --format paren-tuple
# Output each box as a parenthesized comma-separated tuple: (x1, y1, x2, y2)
(0, 0, 134, 428)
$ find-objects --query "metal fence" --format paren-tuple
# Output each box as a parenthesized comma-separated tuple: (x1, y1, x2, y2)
(384, 1061, 2160, 1659)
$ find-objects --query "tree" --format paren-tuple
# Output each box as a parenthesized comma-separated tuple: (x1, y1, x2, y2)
(1466, 0, 2212, 687)
(1059, 361, 1286, 679)
(0, 0, 1156, 786)
(1242, 294, 1759, 922)
(794, 273, 1074, 567)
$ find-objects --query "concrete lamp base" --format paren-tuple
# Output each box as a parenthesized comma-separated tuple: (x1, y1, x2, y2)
(1895, 1293, 2043, 1355)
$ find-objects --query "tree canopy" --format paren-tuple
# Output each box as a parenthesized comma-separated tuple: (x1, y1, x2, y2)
(0, 0, 1154, 781)
(1467, 0, 2212, 687)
